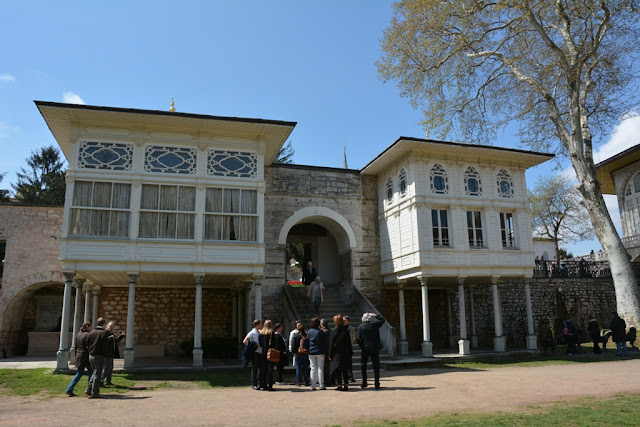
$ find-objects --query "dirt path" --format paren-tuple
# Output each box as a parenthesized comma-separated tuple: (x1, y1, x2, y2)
(2, 360, 639, 426)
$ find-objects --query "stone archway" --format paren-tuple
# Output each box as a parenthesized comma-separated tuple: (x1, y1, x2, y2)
(277, 206, 357, 253)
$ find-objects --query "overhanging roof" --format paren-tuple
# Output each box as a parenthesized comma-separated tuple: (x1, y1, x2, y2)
(34, 101, 297, 165)
(361, 137, 554, 175)
(595, 144, 640, 194)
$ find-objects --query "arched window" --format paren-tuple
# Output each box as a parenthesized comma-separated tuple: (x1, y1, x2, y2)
(496, 169, 513, 198)
(430, 164, 448, 194)
(386, 177, 394, 204)
(399, 169, 407, 197)
(464, 167, 482, 196)
(625, 171, 640, 236)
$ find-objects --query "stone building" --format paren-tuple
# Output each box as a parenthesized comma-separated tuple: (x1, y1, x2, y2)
(1, 101, 562, 367)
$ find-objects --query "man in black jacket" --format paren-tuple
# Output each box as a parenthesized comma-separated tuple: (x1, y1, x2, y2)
(86, 317, 109, 398)
(356, 312, 385, 389)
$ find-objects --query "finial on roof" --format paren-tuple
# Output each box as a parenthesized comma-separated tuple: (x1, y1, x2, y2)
(425, 129, 429, 139)
(169, 97, 176, 112)
(343, 143, 348, 169)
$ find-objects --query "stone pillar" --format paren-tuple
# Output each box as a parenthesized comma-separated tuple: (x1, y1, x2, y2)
(83, 285, 92, 322)
(457, 277, 470, 355)
(124, 273, 138, 369)
(91, 288, 100, 326)
(237, 291, 244, 343)
(245, 281, 252, 333)
(253, 275, 264, 321)
(193, 274, 204, 367)
(524, 280, 538, 350)
(396, 279, 409, 355)
(70, 278, 85, 366)
(469, 286, 478, 349)
(447, 290, 455, 348)
(56, 272, 75, 370)
(492, 277, 506, 352)
(418, 276, 433, 357)
(232, 292, 238, 341)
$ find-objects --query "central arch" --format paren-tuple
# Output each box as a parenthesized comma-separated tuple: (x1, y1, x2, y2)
(277, 206, 357, 253)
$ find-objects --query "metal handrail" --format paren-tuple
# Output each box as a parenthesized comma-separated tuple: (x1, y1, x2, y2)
(532, 260, 640, 278)
(351, 286, 397, 359)
(281, 284, 301, 328)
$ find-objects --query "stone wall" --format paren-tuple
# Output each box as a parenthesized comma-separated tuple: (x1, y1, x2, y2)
(99, 287, 234, 355)
(384, 278, 618, 351)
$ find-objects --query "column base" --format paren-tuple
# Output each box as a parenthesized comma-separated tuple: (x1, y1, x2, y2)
(124, 349, 135, 369)
(449, 336, 456, 348)
(193, 348, 204, 367)
(458, 339, 470, 355)
(421, 341, 433, 357)
(493, 336, 507, 352)
(398, 340, 409, 356)
(56, 349, 69, 370)
(69, 347, 77, 366)
(526, 334, 538, 350)
(471, 335, 478, 349)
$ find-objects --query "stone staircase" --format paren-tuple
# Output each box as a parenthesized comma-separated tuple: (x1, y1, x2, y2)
(286, 284, 392, 368)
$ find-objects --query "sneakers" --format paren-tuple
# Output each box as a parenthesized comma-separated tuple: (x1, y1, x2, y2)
(275, 382, 287, 385)
(252, 386, 259, 390)
(84, 391, 91, 396)
(311, 386, 316, 391)
(319, 385, 326, 390)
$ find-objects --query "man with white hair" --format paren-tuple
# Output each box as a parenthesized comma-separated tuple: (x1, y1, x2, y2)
(356, 312, 386, 389)
(102, 321, 125, 386)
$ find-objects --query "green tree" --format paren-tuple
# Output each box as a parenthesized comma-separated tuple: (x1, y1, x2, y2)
(12, 145, 66, 205)
(275, 140, 295, 164)
(530, 176, 594, 263)
(0, 173, 10, 203)
(378, 1, 640, 325)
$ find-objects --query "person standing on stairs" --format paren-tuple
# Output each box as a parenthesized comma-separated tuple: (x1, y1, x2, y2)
(310, 276, 325, 313)
(303, 261, 317, 297)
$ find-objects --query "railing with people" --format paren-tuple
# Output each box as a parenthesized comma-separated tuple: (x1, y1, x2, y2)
(348, 286, 397, 359)
(533, 260, 640, 278)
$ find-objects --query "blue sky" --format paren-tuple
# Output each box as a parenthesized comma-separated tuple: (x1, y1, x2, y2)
(1, 1, 637, 256)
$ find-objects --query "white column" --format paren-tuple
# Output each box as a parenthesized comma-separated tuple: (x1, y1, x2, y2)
(193, 274, 204, 367)
(83, 285, 92, 322)
(254, 275, 264, 321)
(457, 277, 470, 355)
(91, 288, 100, 326)
(418, 276, 433, 357)
(492, 277, 506, 352)
(396, 279, 409, 355)
(245, 281, 252, 332)
(469, 286, 478, 349)
(237, 291, 244, 343)
(524, 280, 538, 350)
(124, 273, 138, 369)
(232, 292, 238, 341)
(70, 278, 85, 366)
(56, 272, 74, 370)
(447, 290, 455, 348)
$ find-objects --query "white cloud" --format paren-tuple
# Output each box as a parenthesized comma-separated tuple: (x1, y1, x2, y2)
(62, 91, 85, 105)
(0, 121, 19, 139)
(0, 73, 15, 82)
(593, 114, 640, 164)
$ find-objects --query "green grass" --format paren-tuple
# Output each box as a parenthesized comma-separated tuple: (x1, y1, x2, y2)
(354, 393, 640, 426)
(118, 370, 254, 389)
(0, 368, 134, 398)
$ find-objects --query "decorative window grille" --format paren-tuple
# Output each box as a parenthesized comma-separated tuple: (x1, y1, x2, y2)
(144, 145, 197, 174)
(69, 181, 131, 238)
(430, 164, 449, 194)
(139, 184, 196, 239)
(78, 141, 133, 171)
(466, 211, 484, 248)
(500, 212, 516, 248)
(204, 188, 258, 242)
(399, 169, 407, 197)
(207, 150, 257, 178)
(386, 178, 394, 204)
(496, 169, 514, 198)
(431, 209, 450, 247)
(464, 167, 482, 196)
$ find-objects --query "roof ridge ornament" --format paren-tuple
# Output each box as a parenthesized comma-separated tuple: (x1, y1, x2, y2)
(169, 97, 176, 112)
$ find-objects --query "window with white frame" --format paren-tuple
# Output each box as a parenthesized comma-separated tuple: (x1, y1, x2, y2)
(500, 212, 516, 248)
(496, 169, 513, 198)
(466, 211, 484, 248)
(386, 178, 394, 204)
(431, 209, 450, 247)
(69, 181, 131, 237)
(464, 167, 482, 196)
(430, 164, 448, 194)
(399, 169, 407, 197)
(204, 188, 258, 242)
(139, 184, 196, 239)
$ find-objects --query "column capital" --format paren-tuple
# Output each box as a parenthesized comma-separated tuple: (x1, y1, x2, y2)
(194, 274, 205, 285)
(253, 274, 265, 283)
(244, 279, 253, 289)
(73, 278, 86, 288)
(127, 273, 139, 283)
(456, 276, 466, 286)
(84, 284, 93, 293)
(417, 276, 429, 286)
(63, 271, 75, 282)
(91, 287, 101, 295)
(395, 278, 407, 289)
(491, 275, 501, 285)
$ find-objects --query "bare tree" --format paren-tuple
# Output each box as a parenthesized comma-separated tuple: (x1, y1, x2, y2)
(0, 173, 10, 203)
(275, 140, 295, 164)
(530, 176, 595, 262)
(377, 1, 640, 325)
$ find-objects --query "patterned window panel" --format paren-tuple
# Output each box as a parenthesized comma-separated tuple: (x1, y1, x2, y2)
(207, 149, 257, 178)
(78, 141, 133, 171)
(144, 145, 197, 174)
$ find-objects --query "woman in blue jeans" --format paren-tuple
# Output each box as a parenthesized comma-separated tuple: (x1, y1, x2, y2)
(290, 321, 310, 386)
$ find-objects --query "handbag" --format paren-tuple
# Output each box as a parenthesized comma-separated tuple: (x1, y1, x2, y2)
(267, 334, 281, 362)
(298, 334, 309, 355)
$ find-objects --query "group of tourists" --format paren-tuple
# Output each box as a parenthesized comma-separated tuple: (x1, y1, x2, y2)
(243, 312, 386, 391)
(563, 311, 636, 356)
(65, 317, 125, 398)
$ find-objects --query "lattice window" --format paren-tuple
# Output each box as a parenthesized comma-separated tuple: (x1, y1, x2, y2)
(430, 164, 448, 194)
(386, 177, 394, 204)
(78, 141, 133, 171)
(496, 169, 514, 198)
(399, 169, 407, 197)
(144, 145, 197, 174)
(207, 149, 257, 178)
(464, 167, 482, 196)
